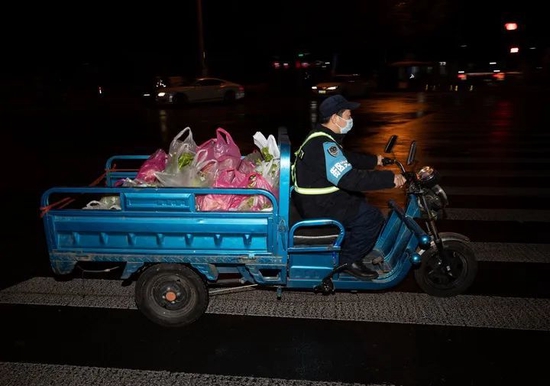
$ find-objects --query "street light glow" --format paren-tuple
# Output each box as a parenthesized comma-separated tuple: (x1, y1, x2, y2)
(504, 22, 518, 31)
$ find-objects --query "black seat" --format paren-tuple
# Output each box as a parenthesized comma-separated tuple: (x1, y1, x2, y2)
(289, 196, 340, 246)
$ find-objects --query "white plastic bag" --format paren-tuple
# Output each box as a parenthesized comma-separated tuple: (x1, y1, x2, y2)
(83, 195, 121, 210)
(165, 127, 198, 174)
(156, 148, 217, 187)
(253, 132, 280, 161)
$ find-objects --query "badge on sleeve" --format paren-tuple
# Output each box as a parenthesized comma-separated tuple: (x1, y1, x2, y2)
(327, 145, 339, 157)
(323, 142, 351, 184)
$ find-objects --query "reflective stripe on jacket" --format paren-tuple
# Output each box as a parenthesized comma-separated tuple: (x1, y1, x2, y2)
(292, 131, 340, 195)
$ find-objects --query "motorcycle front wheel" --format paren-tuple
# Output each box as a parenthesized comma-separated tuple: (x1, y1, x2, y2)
(414, 240, 478, 297)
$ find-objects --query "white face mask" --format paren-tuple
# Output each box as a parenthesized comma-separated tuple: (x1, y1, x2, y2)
(336, 116, 353, 134)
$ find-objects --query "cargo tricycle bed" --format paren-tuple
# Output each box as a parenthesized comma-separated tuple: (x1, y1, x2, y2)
(40, 127, 350, 327)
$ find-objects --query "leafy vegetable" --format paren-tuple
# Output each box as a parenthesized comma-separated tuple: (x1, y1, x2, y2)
(178, 152, 195, 169)
(260, 147, 273, 161)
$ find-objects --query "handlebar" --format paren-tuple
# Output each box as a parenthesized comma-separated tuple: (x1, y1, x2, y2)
(382, 157, 407, 174)
(381, 157, 394, 166)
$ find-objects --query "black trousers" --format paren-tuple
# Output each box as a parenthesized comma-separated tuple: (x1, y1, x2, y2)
(338, 200, 385, 265)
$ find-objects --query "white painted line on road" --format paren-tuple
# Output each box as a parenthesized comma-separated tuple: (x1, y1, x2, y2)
(470, 242, 550, 263)
(1, 277, 548, 332)
(0, 362, 383, 386)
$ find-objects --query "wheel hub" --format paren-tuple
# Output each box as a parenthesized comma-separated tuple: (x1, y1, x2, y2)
(154, 281, 188, 310)
(164, 290, 178, 302)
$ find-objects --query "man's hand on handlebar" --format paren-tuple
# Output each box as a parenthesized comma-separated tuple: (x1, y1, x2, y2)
(378, 155, 395, 166)
(394, 174, 406, 188)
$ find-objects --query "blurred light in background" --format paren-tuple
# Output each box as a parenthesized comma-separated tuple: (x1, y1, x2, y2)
(504, 22, 518, 31)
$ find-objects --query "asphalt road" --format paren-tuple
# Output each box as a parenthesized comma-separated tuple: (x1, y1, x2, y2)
(1, 85, 549, 386)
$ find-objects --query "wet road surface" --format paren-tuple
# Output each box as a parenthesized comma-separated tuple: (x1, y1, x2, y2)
(1, 85, 549, 385)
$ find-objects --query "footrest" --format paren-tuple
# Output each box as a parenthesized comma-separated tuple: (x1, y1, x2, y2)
(366, 249, 385, 265)
(367, 251, 391, 273)
(378, 261, 392, 273)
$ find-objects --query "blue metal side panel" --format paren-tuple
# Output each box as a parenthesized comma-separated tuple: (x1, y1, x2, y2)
(288, 252, 334, 280)
(49, 212, 273, 254)
(372, 195, 423, 269)
(122, 192, 195, 212)
(374, 212, 412, 256)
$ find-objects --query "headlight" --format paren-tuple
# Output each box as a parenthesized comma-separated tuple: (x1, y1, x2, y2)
(157, 92, 166, 97)
(416, 166, 440, 188)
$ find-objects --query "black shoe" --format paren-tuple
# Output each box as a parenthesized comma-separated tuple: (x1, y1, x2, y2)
(343, 261, 379, 280)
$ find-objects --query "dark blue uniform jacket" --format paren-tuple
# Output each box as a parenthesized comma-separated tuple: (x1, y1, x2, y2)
(292, 124, 395, 224)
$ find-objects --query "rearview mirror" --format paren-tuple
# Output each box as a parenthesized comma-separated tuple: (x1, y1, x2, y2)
(384, 135, 398, 153)
(406, 141, 417, 165)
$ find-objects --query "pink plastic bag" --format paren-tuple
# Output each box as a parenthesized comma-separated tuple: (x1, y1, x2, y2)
(237, 172, 276, 211)
(197, 170, 276, 212)
(196, 168, 248, 211)
(237, 157, 257, 175)
(135, 149, 168, 184)
(197, 128, 241, 171)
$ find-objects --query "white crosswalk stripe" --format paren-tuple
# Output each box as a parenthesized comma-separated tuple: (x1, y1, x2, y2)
(0, 362, 376, 386)
(2, 277, 548, 331)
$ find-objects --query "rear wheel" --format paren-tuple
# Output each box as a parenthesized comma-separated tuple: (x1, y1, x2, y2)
(414, 240, 477, 297)
(135, 264, 209, 328)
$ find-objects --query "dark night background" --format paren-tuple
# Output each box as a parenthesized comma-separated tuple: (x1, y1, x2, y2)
(0, 3, 549, 385)
(2, 0, 547, 98)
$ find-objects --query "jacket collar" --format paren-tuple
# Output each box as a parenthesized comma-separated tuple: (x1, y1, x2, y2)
(315, 123, 345, 144)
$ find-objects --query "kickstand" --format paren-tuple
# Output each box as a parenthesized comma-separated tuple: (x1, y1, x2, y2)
(313, 263, 347, 295)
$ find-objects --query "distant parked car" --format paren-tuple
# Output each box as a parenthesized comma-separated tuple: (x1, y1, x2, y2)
(311, 74, 374, 99)
(155, 77, 245, 105)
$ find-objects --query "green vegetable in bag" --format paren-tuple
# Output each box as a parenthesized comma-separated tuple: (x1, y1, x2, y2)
(178, 152, 195, 169)
(260, 147, 273, 161)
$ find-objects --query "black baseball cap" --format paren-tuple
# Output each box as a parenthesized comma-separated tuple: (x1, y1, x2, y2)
(319, 95, 360, 119)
